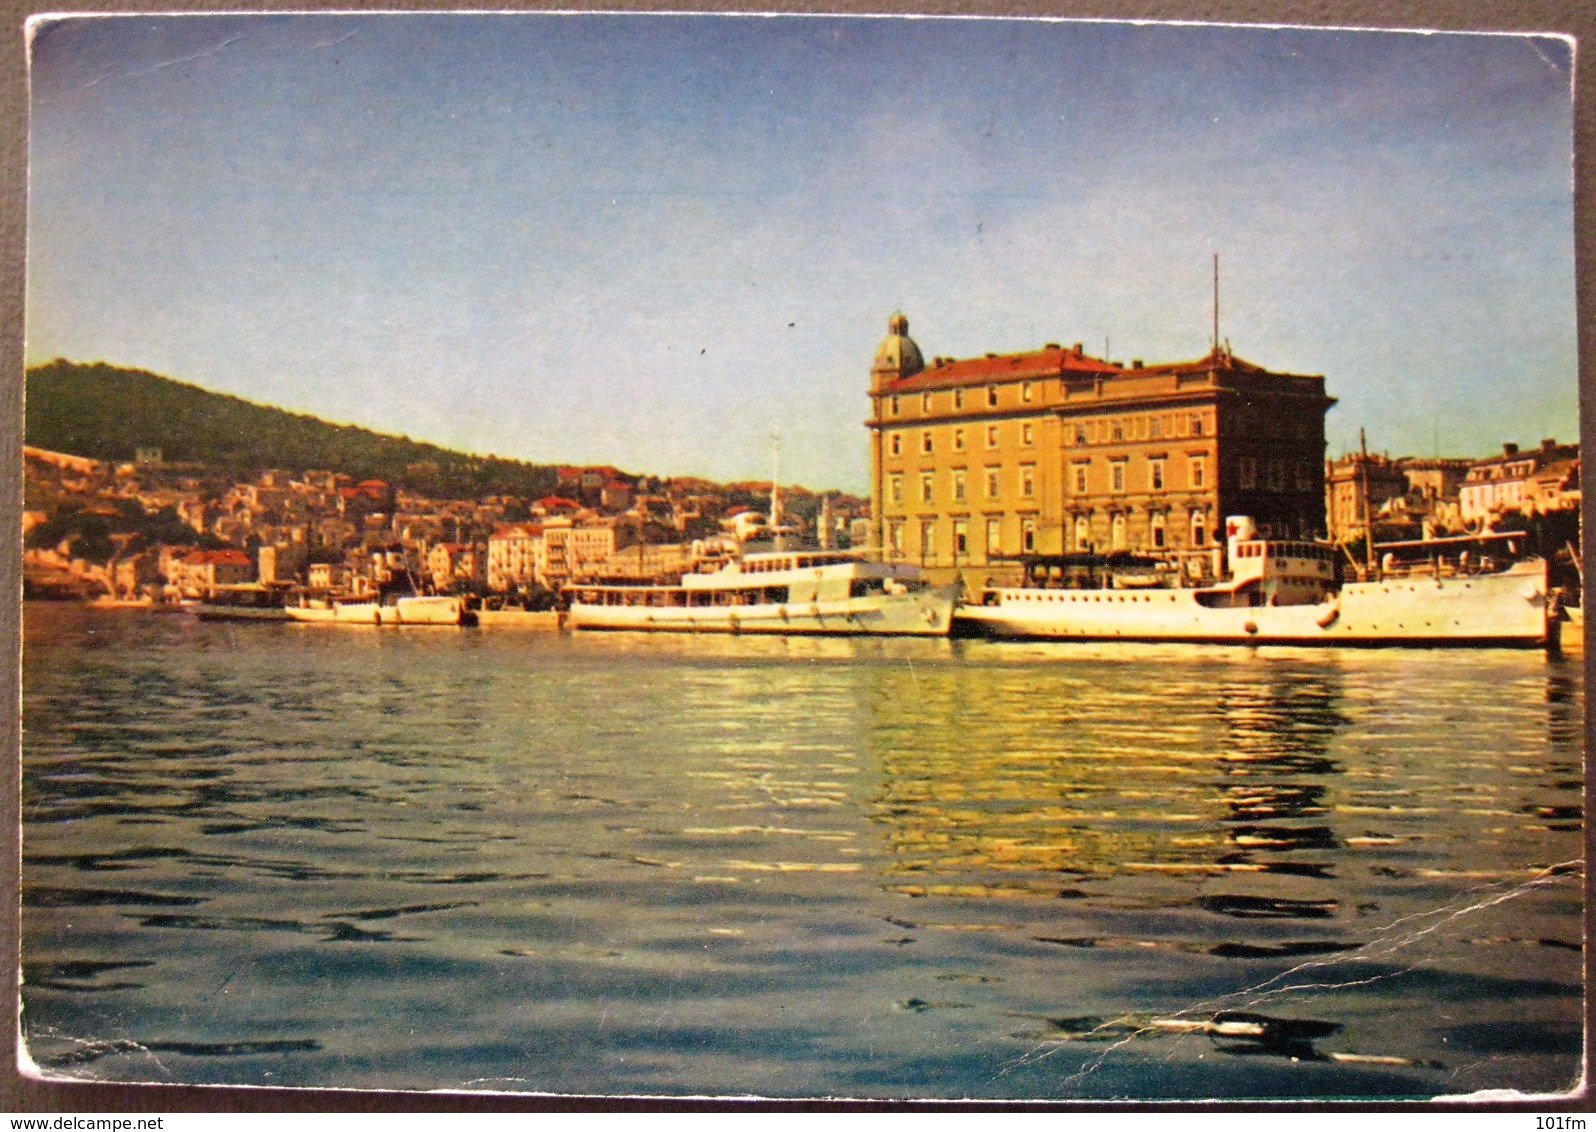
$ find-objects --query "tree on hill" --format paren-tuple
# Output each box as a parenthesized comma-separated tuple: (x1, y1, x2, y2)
(25, 359, 563, 501)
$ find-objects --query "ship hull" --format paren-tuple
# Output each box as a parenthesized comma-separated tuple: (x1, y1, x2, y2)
(569, 591, 954, 636)
(193, 604, 293, 622)
(954, 561, 1552, 648)
(285, 596, 465, 625)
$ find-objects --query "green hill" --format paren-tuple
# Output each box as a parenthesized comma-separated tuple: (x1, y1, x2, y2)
(25, 359, 561, 500)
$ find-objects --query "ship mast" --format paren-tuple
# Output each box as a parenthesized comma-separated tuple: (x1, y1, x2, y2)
(769, 432, 783, 551)
(1359, 428, 1377, 579)
(1211, 252, 1220, 357)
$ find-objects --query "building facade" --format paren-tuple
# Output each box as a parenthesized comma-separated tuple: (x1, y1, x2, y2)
(1459, 439, 1580, 527)
(867, 313, 1335, 585)
(541, 518, 616, 586)
(487, 523, 544, 593)
(1325, 453, 1472, 543)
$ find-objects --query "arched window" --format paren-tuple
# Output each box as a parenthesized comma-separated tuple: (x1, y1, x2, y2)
(1190, 508, 1207, 547)
(1074, 514, 1091, 551)
(1150, 511, 1166, 548)
(1111, 513, 1127, 550)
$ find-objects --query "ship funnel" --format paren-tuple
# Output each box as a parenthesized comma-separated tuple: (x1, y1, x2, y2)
(1225, 516, 1257, 563)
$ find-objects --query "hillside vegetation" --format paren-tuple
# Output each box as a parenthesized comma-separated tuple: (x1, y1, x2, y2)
(26, 360, 561, 499)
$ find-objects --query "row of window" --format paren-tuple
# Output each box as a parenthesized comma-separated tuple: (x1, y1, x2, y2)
(888, 515, 1041, 559)
(885, 506, 1215, 561)
(887, 420, 1037, 457)
(1072, 510, 1211, 551)
(1070, 413, 1209, 446)
(888, 465, 1039, 506)
(1237, 457, 1317, 492)
(1070, 456, 1206, 495)
(887, 382, 1038, 417)
(887, 455, 1209, 506)
(887, 454, 1315, 508)
(884, 412, 1222, 456)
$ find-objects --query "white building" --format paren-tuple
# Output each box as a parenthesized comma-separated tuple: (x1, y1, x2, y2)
(487, 523, 543, 592)
(1459, 439, 1579, 526)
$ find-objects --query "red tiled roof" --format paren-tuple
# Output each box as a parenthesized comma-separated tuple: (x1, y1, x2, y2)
(880, 346, 1309, 393)
(537, 495, 581, 510)
(1126, 349, 1274, 377)
(489, 523, 542, 540)
(884, 345, 1122, 392)
(183, 549, 251, 566)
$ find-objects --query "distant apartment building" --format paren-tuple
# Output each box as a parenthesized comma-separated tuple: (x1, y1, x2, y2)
(338, 479, 393, 517)
(427, 542, 480, 593)
(868, 313, 1335, 584)
(1325, 452, 1407, 543)
(1528, 455, 1580, 515)
(258, 542, 308, 585)
(595, 541, 695, 582)
(487, 523, 543, 592)
(308, 562, 350, 592)
(174, 548, 253, 595)
(542, 518, 616, 586)
(1324, 453, 1471, 543)
(533, 494, 582, 518)
(1459, 439, 1580, 526)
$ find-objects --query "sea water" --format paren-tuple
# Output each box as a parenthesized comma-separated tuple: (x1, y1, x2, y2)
(19, 603, 1585, 1099)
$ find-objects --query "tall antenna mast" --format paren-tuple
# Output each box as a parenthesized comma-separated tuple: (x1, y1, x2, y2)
(1359, 427, 1377, 579)
(1212, 252, 1220, 356)
(769, 431, 782, 532)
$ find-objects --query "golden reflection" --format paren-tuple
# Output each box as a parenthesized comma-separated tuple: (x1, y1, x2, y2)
(863, 658, 1351, 899)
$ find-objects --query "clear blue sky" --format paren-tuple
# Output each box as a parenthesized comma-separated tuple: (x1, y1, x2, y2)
(26, 13, 1576, 493)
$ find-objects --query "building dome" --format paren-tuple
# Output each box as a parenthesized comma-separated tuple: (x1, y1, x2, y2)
(872, 311, 925, 381)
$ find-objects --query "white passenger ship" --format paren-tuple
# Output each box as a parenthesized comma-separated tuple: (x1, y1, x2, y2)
(565, 549, 955, 635)
(953, 518, 1555, 649)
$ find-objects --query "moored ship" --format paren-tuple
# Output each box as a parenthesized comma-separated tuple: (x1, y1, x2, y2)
(284, 593, 469, 626)
(191, 583, 295, 621)
(953, 518, 1555, 649)
(565, 549, 955, 635)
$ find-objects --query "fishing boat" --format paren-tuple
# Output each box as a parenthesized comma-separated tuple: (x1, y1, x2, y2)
(565, 549, 955, 635)
(953, 517, 1556, 649)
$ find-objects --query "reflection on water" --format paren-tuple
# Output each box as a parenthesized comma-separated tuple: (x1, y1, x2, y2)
(20, 605, 1584, 1099)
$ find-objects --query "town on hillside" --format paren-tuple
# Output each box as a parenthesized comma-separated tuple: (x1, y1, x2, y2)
(22, 316, 1582, 611)
(22, 430, 1581, 611)
(22, 448, 871, 606)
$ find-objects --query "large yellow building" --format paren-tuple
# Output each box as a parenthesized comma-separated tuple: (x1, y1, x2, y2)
(868, 313, 1335, 586)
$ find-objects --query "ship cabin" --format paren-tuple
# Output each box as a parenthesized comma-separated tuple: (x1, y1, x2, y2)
(692, 551, 865, 580)
(1203, 538, 1340, 608)
(199, 581, 296, 610)
(1005, 553, 1170, 593)
(568, 549, 933, 610)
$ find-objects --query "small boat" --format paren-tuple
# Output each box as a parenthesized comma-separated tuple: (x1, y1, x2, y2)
(191, 583, 294, 621)
(565, 549, 955, 636)
(954, 517, 1555, 649)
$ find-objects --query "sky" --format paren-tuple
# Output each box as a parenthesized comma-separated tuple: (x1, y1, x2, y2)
(25, 13, 1577, 494)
